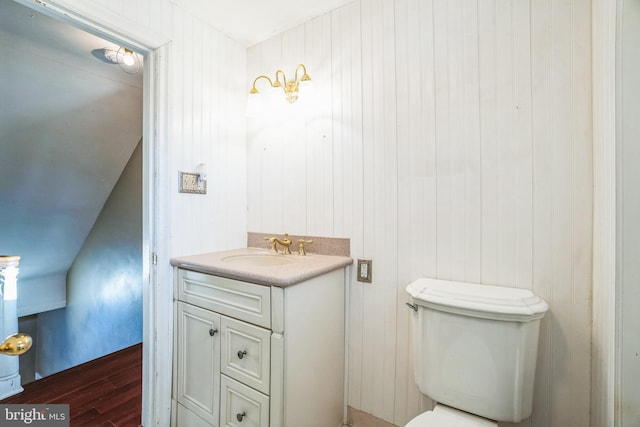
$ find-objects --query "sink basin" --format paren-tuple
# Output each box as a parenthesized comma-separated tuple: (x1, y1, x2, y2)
(221, 253, 298, 267)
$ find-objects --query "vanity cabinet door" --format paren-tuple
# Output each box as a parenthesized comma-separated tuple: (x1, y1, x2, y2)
(176, 302, 221, 426)
(176, 402, 213, 427)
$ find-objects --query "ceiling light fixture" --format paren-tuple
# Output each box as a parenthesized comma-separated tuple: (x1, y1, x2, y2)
(249, 64, 311, 103)
(103, 46, 141, 74)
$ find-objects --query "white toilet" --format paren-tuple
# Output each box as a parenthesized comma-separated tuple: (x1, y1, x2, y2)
(405, 278, 549, 427)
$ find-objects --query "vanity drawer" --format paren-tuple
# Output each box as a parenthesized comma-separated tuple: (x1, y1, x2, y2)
(178, 269, 271, 328)
(221, 316, 271, 395)
(220, 375, 269, 427)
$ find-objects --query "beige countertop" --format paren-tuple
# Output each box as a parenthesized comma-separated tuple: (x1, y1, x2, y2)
(170, 247, 353, 287)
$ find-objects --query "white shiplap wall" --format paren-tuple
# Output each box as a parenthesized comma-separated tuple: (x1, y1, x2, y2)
(247, 1, 593, 426)
(166, 3, 248, 256)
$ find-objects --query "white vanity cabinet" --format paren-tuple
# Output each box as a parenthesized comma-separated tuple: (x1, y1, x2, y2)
(171, 264, 346, 427)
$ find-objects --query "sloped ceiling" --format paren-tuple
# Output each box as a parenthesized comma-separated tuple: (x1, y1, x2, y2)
(0, 0, 143, 284)
(170, 0, 354, 47)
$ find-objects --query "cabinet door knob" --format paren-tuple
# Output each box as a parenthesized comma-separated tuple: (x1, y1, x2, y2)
(237, 350, 247, 359)
(236, 411, 246, 422)
(209, 328, 218, 336)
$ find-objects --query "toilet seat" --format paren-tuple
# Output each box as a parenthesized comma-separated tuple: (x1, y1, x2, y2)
(405, 405, 498, 427)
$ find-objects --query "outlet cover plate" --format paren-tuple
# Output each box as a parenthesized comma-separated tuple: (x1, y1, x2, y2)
(179, 172, 206, 194)
(357, 259, 372, 283)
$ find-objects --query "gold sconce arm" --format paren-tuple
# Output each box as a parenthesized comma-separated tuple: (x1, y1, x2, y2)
(294, 64, 311, 82)
(0, 333, 32, 356)
(274, 70, 286, 88)
(250, 75, 277, 94)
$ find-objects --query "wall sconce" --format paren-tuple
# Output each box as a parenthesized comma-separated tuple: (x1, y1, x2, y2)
(102, 46, 141, 74)
(249, 64, 311, 103)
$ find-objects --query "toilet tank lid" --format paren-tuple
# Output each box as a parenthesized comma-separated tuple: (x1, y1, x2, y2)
(406, 278, 549, 322)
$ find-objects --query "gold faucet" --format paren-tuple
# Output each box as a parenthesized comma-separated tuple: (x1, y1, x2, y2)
(264, 233, 292, 254)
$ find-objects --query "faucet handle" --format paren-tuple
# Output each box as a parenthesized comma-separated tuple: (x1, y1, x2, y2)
(263, 236, 278, 252)
(297, 239, 313, 256)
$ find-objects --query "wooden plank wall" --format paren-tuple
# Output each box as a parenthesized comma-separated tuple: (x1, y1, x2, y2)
(164, 2, 248, 256)
(247, 1, 593, 426)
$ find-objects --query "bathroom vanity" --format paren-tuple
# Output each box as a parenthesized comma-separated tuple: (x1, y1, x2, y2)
(170, 247, 352, 427)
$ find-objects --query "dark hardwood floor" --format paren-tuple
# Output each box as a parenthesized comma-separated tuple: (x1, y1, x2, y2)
(1, 343, 142, 426)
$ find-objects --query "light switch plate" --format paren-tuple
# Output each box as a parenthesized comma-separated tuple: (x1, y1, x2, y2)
(179, 172, 206, 194)
(357, 259, 372, 283)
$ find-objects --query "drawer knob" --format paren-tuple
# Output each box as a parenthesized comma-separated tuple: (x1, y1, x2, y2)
(237, 350, 247, 359)
(236, 412, 246, 422)
(209, 328, 218, 336)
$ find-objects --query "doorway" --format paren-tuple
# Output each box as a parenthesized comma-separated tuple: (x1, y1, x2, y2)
(2, 0, 170, 424)
(1, 0, 143, 393)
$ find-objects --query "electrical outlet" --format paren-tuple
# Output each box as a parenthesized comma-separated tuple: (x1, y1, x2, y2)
(357, 259, 372, 283)
(179, 172, 206, 194)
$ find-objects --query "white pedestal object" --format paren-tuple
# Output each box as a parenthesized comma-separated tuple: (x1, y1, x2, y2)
(0, 256, 23, 400)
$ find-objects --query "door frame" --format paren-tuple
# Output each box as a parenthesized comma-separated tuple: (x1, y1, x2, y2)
(11, 0, 173, 425)
(592, 0, 617, 424)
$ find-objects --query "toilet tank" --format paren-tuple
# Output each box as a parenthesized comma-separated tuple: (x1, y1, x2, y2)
(406, 278, 548, 423)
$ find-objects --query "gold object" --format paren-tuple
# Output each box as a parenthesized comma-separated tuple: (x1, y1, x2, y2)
(297, 239, 313, 256)
(264, 233, 292, 254)
(0, 333, 32, 356)
(250, 64, 311, 103)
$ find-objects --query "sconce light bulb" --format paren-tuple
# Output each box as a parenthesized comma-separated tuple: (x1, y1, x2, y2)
(285, 91, 299, 103)
(123, 54, 135, 66)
